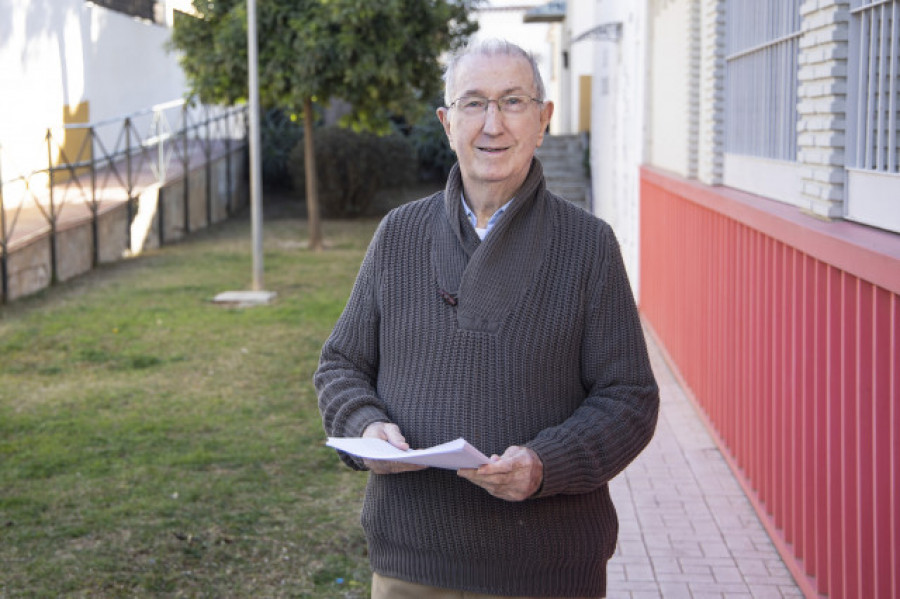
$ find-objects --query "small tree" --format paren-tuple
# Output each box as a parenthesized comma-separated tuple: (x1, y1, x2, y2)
(170, 0, 477, 250)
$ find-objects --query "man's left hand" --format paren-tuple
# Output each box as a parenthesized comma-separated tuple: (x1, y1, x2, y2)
(457, 446, 543, 501)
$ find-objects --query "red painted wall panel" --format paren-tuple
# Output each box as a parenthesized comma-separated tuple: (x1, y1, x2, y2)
(857, 282, 875, 599)
(640, 167, 900, 598)
(841, 278, 860, 599)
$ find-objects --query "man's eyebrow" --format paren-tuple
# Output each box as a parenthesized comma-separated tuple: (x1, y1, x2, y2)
(459, 86, 530, 97)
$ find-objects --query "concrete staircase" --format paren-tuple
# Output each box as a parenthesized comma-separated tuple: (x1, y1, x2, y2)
(535, 133, 590, 211)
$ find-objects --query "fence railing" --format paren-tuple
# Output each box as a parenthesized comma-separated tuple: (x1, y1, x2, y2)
(640, 165, 900, 599)
(0, 99, 248, 303)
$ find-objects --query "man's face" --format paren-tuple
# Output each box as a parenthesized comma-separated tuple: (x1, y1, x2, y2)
(437, 53, 554, 201)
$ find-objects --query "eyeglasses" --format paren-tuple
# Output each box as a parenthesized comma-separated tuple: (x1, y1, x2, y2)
(449, 94, 543, 116)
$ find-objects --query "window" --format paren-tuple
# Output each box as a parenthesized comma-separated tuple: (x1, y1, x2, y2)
(849, 0, 899, 172)
(722, 0, 803, 206)
(725, 0, 801, 160)
(847, 0, 900, 232)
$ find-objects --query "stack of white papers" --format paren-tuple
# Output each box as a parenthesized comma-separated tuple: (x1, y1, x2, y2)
(326, 437, 490, 470)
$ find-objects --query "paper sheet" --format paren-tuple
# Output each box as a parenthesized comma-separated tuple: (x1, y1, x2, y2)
(326, 437, 490, 470)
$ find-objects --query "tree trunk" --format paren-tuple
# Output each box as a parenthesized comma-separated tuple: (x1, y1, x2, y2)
(304, 97, 324, 251)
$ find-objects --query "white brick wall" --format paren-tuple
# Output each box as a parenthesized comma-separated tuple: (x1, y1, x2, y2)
(797, 0, 850, 218)
(698, 0, 725, 186)
(686, 0, 701, 180)
(647, 0, 898, 230)
(648, 0, 860, 220)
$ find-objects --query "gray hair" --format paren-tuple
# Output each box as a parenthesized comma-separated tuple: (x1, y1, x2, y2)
(442, 39, 546, 106)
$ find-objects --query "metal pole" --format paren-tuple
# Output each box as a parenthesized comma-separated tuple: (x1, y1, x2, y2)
(182, 103, 190, 235)
(225, 128, 233, 216)
(205, 107, 212, 227)
(247, 0, 264, 291)
(90, 127, 99, 266)
(212, 5, 273, 307)
(125, 119, 135, 251)
(46, 129, 58, 285)
(0, 145, 8, 304)
(156, 109, 166, 183)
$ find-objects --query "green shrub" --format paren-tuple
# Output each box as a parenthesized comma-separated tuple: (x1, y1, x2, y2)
(409, 98, 456, 182)
(261, 108, 305, 189)
(289, 126, 417, 218)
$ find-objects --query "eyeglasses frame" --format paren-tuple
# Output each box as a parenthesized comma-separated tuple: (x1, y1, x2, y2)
(447, 94, 544, 116)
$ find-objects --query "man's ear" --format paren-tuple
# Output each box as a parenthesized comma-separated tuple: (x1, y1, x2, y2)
(436, 106, 456, 151)
(535, 101, 554, 147)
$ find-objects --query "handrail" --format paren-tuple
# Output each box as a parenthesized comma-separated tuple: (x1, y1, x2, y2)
(80, 98, 188, 130)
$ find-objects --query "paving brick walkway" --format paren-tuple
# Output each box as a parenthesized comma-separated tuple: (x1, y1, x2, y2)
(607, 330, 804, 598)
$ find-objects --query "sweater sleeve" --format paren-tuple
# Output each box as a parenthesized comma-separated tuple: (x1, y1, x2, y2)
(314, 218, 392, 470)
(528, 222, 659, 497)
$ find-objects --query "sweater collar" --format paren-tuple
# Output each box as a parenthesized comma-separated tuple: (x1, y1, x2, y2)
(443, 159, 546, 254)
(433, 159, 551, 333)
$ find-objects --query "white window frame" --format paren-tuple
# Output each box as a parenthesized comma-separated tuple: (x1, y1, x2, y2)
(846, 0, 900, 233)
(723, 0, 804, 206)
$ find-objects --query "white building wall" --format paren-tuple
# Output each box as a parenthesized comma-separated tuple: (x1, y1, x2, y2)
(469, 1, 560, 130)
(565, 0, 597, 134)
(589, 0, 647, 296)
(0, 0, 188, 181)
(647, 0, 698, 178)
(646, 0, 899, 234)
(86, 7, 187, 133)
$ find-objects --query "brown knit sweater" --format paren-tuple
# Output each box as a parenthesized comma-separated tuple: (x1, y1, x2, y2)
(315, 159, 659, 597)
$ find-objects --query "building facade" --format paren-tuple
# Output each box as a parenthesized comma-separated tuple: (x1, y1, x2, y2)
(0, 0, 247, 303)
(469, 1, 562, 131)
(635, 1, 900, 597)
(582, 0, 647, 292)
(0, 0, 191, 181)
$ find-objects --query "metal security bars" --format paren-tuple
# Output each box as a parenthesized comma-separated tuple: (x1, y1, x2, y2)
(850, 0, 900, 173)
(725, 0, 802, 160)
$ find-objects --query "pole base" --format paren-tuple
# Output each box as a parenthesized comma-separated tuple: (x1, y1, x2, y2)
(213, 290, 276, 307)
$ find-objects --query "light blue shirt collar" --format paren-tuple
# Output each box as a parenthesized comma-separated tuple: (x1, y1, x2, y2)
(461, 193, 514, 240)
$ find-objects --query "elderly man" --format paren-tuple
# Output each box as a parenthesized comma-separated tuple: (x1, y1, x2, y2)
(315, 39, 659, 599)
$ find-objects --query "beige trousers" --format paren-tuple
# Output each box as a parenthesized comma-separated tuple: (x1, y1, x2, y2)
(371, 572, 604, 599)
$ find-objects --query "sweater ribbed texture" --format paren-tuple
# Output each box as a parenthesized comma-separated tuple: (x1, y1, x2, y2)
(315, 159, 659, 597)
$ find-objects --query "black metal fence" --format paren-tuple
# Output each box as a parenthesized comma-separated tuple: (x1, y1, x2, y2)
(0, 99, 248, 303)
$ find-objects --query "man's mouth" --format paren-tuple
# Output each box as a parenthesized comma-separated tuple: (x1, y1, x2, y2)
(478, 146, 509, 154)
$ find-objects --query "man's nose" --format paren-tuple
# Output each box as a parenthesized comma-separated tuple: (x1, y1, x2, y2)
(482, 102, 504, 133)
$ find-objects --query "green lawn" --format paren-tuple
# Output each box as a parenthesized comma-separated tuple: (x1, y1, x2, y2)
(0, 205, 388, 597)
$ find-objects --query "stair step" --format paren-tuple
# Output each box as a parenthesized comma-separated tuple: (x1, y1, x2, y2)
(536, 135, 589, 210)
(543, 170, 584, 177)
(546, 184, 586, 196)
(545, 170, 587, 179)
(555, 189, 588, 200)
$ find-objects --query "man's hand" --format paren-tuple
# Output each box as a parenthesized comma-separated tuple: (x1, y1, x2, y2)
(457, 446, 543, 501)
(361, 422, 427, 475)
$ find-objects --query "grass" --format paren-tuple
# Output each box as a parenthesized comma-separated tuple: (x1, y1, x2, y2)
(0, 196, 418, 597)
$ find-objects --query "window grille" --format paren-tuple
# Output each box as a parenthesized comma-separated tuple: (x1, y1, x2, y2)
(850, 0, 900, 173)
(724, 0, 802, 161)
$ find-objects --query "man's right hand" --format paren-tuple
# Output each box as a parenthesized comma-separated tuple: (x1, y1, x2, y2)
(361, 422, 428, 474)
